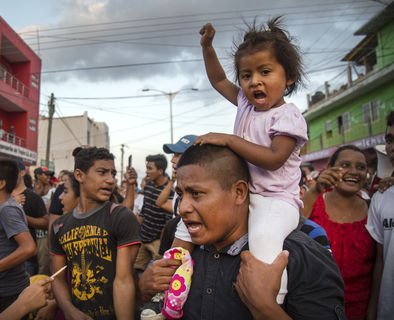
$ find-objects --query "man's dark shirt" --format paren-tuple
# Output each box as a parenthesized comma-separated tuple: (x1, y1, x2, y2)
(22, 188, 47, 240)
(140, 181, 174, 243)
(22, 188, 47, 264)
(49, 184, 64, 215)
(184, 231, 346, 320)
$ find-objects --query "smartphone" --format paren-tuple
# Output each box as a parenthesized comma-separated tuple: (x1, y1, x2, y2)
(128, 155, 132, 168)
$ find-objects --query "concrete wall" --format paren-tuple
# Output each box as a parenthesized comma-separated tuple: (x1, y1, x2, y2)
(38, 112, 109, 173)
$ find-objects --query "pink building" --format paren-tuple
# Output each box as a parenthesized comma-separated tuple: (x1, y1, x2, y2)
(0, 16, 41, 165)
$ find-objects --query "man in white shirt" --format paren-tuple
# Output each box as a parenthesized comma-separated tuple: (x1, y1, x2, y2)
(366, 111, 394, 320)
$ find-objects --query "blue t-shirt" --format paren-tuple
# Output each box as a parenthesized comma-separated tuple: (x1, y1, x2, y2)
(0, 197, 30, 296)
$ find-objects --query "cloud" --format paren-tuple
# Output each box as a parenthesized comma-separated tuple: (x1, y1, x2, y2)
(17, 0, 385, 90)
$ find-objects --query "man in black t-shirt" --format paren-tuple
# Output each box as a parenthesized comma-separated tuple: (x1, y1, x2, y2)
(50, 147, 141, 320)
(12, 160, 47, 276)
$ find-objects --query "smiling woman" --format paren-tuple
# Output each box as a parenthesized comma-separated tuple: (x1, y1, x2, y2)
(301, 145, 375, 320)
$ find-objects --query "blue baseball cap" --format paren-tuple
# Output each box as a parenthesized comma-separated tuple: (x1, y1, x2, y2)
(163, 135, 197, 154)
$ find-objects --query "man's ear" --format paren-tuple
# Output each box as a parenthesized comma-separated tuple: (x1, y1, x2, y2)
(233, 180, 249, 205)
(74, 169, 85, 184)
(0, 179, 6, 191)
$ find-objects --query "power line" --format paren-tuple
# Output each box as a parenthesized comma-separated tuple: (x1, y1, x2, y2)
(56, 88, 209, 100)
(17, 0, 375, 35)
(2, 1, 380, 57)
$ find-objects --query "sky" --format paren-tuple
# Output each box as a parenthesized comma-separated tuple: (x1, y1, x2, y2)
(1, 0, 389, 179)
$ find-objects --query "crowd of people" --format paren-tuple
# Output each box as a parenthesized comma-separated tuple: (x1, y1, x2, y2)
(0, 17, 393, 320)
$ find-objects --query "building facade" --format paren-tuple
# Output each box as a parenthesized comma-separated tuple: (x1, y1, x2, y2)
(38, 111, 109, 173)
(302, 3, 394, 169)
(0, 17, 41, 165)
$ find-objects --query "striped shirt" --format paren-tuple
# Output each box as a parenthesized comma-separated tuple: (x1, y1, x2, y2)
(140, 181, 174, 243)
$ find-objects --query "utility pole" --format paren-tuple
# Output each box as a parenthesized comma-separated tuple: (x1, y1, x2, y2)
(142, 88, 198, 143)
(120, 144, 125, 181)
(45, 93, 55, 168)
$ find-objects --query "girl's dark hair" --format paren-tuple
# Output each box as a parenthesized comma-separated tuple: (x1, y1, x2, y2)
(234, 16, 304, 96)
(328, 145, 365, 167)
(23, 173, 33, 189)
(63, 170, 80, 197)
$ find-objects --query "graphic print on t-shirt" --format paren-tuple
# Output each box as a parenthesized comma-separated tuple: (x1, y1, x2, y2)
(57, 224, 113, 314)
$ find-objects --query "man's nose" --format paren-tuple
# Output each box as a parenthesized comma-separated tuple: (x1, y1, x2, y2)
(178, 196, 193, 216)
(106, 174, 115, 184)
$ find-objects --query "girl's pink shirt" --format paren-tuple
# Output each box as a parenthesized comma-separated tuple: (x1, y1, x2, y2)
(234, 89, 308, 209)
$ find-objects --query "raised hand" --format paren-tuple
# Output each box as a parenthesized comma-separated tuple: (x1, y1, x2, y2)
(125, 167, 138, 186)
(315, 167, 343, 193)
(200, 23, 215, 47)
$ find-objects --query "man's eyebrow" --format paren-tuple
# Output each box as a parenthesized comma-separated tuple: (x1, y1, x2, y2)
(184, 185, 203, 192)
(96, 167, 115, 172)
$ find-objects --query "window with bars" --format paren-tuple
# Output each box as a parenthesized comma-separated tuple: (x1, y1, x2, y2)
(362, 100, 379, 124)
(325, 119, 333, 138)
(342, 112, 350, 131)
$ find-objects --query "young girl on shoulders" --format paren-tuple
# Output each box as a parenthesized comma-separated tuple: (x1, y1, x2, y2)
(176, 17, 308, 305)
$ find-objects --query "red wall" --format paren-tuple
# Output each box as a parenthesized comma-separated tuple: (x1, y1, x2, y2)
(0, 16, 41, 152)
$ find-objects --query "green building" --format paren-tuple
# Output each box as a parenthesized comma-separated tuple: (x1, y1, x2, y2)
(301, 2, 394, 169)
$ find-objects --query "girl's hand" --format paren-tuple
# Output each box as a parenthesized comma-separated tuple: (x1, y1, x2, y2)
(315, 167, 343, 193)
(200, 23, 215, 47)
(194, 132, 231, 147)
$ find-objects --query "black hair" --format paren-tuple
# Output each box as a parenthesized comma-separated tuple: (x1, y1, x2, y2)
(328, 145, 365, 168)
(74, 147, 114, 173)
(177, 144, 250, 190)
(0, 159, 19, 193)
(23, 173, 33, 189)
(300, 162, 314, 172)
(299, 168, 306, 187)
(58, 169, 69, 177)
(146, 154, 168, 172)
(62, 171, 80, 197)
(234, 16, 304, 96)
(61, 170, 73, 178)
(387, 111, 394, 127)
